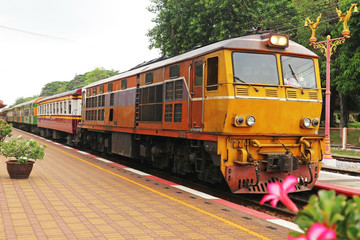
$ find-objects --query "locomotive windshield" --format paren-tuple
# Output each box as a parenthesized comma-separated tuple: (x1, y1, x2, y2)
(232, 52, 279, 85)
(281, 56, 316, 89)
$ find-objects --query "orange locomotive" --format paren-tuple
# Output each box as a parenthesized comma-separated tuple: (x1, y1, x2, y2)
(80, 32, 324, 194)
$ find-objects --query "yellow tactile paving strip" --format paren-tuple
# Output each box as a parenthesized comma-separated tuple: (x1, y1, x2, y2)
(0, 130, 289, 239)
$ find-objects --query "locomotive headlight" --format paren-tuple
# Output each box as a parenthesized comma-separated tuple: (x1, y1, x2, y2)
(235, 116, 244, 126)
(302, 117, 312, 128)
(268, 34, 289, 48)
(246, 115, 256, 126)
(312, 118, 319, 127)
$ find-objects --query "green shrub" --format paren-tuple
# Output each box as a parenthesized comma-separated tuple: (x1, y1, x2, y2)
(0, 136, 46, 163)
(0, 119, 12, 142)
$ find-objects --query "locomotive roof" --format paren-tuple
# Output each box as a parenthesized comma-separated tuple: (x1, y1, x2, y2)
(84, 34, 318, 89)
(37, 89, 82, 103)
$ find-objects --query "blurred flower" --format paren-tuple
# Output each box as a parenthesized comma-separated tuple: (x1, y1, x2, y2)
(288, 223, 336, 240)
(260, 175, 299, 213)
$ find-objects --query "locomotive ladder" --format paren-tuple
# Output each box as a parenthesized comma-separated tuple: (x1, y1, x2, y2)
(135, 85, 140, 124)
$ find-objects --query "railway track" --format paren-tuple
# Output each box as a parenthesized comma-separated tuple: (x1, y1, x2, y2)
(322, 154, 360, 176)
(332, 154, 360, 163)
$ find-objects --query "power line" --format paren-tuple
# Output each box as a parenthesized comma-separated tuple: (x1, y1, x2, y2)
(0, 24, 74, 42)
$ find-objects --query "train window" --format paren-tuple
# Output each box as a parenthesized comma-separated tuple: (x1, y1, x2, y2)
(121, 79, 127, 90)
(195, 61, 203, 86)
(165, 82, 173, 101)
(94, 97, 98, 108)
(87, 89, 91, 96)
(207, 57, 218, 91)
(101, 109, 104, 121)
(145, 72, 153, 84)
(97, 109, 101, 121)
(175, 80, 183, 99)
(68, 102, 72, 114)
(170, 64, 179, 79)
(109, 109, 114, 121)
(165, 104, 172, 122)
(281, 56, 316, 89)
(108, 83, 113, 92)
(101, 95, 105, 107)
(93, 88, 97, 95)
(94, 110, 97, 121)
(110, 93, 114, 106)
(60, 102, 63, 114)
(232, 52, 278, 85)
(100, 85, 104, 94)
(98, 96, 101, 107)
(174, 103, 182, 122)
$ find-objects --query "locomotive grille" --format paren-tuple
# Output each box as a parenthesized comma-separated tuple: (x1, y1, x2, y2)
(308, 91, 318, 100)
(287, 90, 297, 98)
(265, 89, 278, 98)
(236, 87, 249, 96)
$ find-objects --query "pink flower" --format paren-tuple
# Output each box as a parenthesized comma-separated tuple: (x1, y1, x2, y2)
(260, 175, 299, 213)
(288, 223, 336, 240)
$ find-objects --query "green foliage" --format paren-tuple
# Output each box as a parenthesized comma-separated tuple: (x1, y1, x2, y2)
(0, 119, 12, 142)
(83, 68, 119, 86)
(39, 68, 118, 97)
(40, 81, 68, 97)
(9, 95, 39, 108)
(0, 136, 46, 163)
(289, 190, 360, 240)
(147, 0, 296, 56)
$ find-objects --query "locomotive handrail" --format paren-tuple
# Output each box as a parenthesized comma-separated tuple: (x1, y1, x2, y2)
(250, 139, 300, 148)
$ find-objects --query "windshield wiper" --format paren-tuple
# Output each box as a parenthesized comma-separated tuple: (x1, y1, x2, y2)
(233, 75, 259, 92)
(288, 64, 304, 94)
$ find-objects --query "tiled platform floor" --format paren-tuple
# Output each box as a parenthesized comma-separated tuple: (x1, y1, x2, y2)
(0, 130, 291, 239)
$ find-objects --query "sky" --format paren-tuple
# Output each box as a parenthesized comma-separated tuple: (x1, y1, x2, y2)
(0, 0, 160, 106)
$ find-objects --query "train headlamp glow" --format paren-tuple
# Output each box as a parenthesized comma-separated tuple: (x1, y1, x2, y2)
(303, 118, 312, 128)
(246, 116, 256, 126)
(268, 34, 289, 48)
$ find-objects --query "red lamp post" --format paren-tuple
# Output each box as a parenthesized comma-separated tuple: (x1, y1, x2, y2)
(304, 4, 358, 165)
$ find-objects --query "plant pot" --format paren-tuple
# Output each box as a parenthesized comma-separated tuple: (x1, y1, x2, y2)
(6, 160, 35, 179)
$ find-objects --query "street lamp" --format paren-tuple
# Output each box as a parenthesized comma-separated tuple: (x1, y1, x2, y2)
(305, 4, 358, 165)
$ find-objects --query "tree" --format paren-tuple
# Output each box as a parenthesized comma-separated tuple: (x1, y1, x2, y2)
(39, 68, 119, 97)
(147, 0, 297, 57)
(84, 68, 119, 86)
(9, 95, 39, 108)
(40, 81, 68, 97)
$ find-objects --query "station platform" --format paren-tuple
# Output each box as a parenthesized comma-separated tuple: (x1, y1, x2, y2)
(0, 130, 299, 240)
(317, 171, 360, 197)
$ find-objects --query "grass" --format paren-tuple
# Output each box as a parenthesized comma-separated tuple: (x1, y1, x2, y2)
(332, 149, 360, 157)
(348, 122, 360, 128)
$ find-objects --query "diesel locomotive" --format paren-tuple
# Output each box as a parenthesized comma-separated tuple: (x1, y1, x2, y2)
(3, 32, 325, 194)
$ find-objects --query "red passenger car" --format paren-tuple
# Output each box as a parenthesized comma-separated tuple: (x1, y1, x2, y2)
(37, 89, 82, 144)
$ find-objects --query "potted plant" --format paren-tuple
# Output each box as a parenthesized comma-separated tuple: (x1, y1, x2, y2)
(0, 118, 12, 142)
(0, 136, 46, 179)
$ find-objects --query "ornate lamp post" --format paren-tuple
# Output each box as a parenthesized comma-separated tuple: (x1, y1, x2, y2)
(305, 4, 358, 165)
